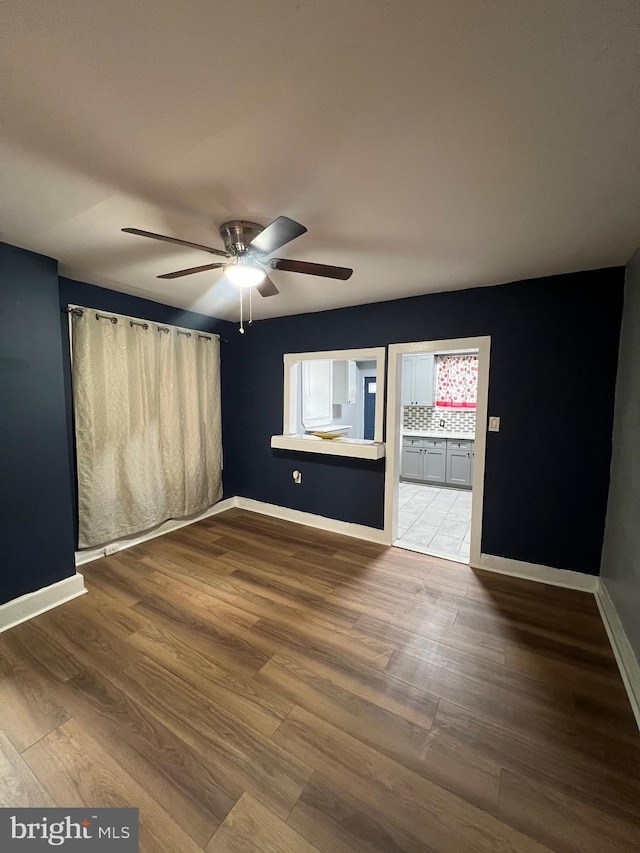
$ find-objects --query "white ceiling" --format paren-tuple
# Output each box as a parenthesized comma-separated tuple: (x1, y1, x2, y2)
(2, 0, 639, 322)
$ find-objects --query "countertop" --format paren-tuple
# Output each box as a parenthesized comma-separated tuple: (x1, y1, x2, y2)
(271, 433, 385, 460)
(402, 429, 475, 440)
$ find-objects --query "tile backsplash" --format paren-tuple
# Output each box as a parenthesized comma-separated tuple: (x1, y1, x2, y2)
(403, 405, 476, 435)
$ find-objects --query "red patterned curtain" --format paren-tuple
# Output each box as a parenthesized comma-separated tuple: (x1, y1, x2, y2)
(435, 355, 478, 409)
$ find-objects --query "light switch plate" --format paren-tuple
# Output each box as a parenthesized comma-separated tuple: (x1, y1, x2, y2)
(488, 416, 501, 432)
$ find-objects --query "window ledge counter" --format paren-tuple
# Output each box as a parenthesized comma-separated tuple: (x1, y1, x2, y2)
(271, 434, 385, 460)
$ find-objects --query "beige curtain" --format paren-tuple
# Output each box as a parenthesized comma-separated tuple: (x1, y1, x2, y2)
(70, 308, 222, 548)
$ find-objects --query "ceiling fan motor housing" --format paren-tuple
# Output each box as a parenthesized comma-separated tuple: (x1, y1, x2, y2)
(219, 220, 264, 257)
(122, 215, 351, 288)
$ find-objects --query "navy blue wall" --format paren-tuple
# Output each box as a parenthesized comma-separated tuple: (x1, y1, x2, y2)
(0, 246, 625, 605)
(0, 245, 76, 604)
(226, 268, 624, 576)
(58, 277, 238, 545)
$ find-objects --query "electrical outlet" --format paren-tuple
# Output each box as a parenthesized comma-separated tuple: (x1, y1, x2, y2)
(104, 543, 120, 556)
(488, 416, 501, 432)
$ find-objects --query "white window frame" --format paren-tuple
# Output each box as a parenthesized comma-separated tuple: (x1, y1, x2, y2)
(282, 347, 386, 443)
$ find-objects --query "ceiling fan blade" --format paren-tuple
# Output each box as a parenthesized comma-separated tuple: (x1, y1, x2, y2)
(122, 228, 229, 258)
(270, 258, 353, 280)
(256, 276, 279, 297)
(157, 263, 227, 279)
(249, 216, 307, 255)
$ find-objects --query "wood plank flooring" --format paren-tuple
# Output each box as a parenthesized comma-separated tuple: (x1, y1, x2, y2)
(1, 508, 639, 851)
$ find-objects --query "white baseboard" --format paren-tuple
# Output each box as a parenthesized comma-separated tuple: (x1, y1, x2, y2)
(75, 498, 238, 566)
(473, 555, 638, 732)
(475, 553, 599, 592)
(595, 580, 640, 732)
(0, 573, 86, 634)
(75, 496, 386, 568)
(235, 497, 388, 545)
(74, 501, 600, 593)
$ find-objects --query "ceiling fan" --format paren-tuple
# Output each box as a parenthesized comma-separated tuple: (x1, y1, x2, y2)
(122, 216, 353, 298)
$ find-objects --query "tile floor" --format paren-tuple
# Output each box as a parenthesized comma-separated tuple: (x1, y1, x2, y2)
(395, 481, 471, 563)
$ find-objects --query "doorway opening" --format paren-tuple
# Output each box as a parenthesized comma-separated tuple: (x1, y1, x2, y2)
(384, 337, 490, 567)
(363, 376, 376, 440)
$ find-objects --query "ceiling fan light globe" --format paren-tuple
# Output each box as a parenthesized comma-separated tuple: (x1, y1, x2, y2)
(225, 264, 266, 288)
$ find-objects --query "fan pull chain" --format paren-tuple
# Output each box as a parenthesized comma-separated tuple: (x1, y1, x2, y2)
(239, 288, 245, 334)
(249, 287, 253, 325)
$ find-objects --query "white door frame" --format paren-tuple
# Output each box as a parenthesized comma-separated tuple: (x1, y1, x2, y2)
(384, 336, 491, 567)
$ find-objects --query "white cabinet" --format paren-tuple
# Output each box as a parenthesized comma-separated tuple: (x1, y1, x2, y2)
(333, 359, 357, 404)
(301, 358, 356, 427)
(401, 354, 434, 406)
(301, 360, 332, 426)
(401, 357, 416, 407)
(414, 354, 434, 405)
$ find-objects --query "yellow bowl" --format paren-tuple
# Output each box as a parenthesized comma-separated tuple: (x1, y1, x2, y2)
(310, 430, 347, 440)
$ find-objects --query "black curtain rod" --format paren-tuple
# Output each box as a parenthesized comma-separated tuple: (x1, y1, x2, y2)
(62, 306, 228, 343)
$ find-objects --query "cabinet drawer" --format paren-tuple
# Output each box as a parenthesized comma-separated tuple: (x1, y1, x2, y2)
(425, 437, 446, 449)
(403, 437, 425, 448)
(447, 439, 473, 451)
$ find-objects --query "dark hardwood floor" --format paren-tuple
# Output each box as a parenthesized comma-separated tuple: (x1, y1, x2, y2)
(1, 508, 639, 851)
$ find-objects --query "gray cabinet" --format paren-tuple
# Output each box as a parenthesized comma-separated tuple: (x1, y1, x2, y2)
(423, 446, 447, 483)
(401, 436, 474, 487)
(401, 444, 424, 481)
(446, 439, 473, 487)
(401, 437, 447, 483)
(401, 354, 434, 406)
